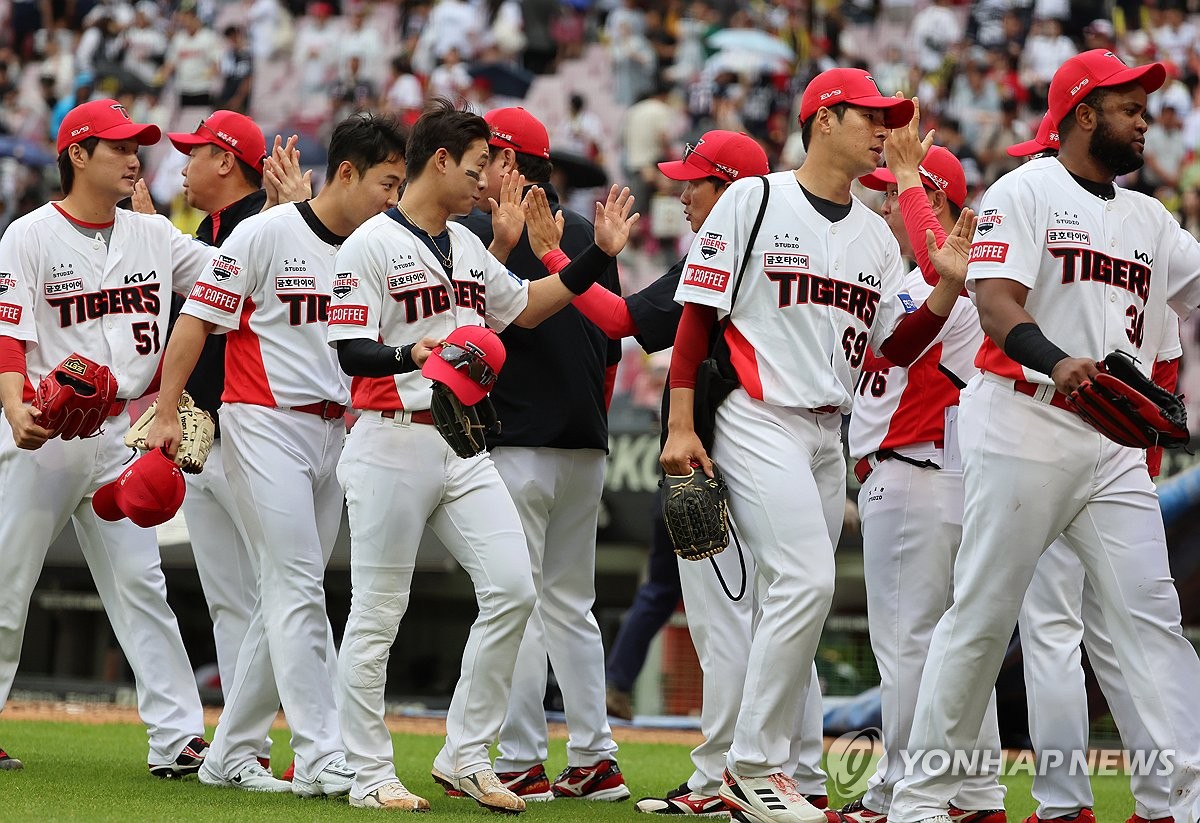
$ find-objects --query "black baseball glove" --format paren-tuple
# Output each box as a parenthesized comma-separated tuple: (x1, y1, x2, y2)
(1066, 350, 1189, 449)
(662, 462, 731, 561)
(429, 381, 501, 459)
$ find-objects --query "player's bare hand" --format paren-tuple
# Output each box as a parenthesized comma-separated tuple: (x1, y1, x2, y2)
(926, 207, 976, 288)
(130, 179, 156, 215)
(5, 404, 52, 450)
(1051, 357, 1100, 395)
(489, 171, 527, 254)
(409, 336, 440, 368)
(594, 185, 640, 256)
(263, 134, 312, 209)
(145, 407, 182, 459)
(660, 429, 714, 478)
(884, 95, 934, 179)
(524, 186, 565, 258)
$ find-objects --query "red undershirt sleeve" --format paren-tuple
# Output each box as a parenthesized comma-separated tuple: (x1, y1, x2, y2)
(668, 303, 716, 390)
(899, 187, 948, 287)
(878, 302, 948, 367)
(573, 284, 640, 339)
(0, 336, 27, 376)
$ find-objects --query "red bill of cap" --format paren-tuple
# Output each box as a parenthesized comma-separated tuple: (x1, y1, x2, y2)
(658, 130, 770, 182)
(799, 68, 914, 129)
(485, 107, 550, 159)
(421, 325, 507, 406)
(1007, 112, 1060, 157)
(858, 145, 967, 208)
(57, 98, 161, 154)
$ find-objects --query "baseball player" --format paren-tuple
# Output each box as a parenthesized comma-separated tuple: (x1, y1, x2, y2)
(660, 69, 971, 823)
(846, 109, 1005, 823)
(551, 131, 832, 816)
(888, 50, 1200, 823)
(147, 112, 409, 797)
(0, 99, 210, 776)
(163, 111, 308, 776)
(1006, 123, 1175, 823)
(453, 106, 629, 804)
(327, 99, 637, 814)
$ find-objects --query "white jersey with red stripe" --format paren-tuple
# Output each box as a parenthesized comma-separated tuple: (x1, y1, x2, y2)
(181, 203, 350, 407)
(848, 268, 983, 460)
(326, 210, 529, 411)
(0, 203, 209, 398)
(673, 171, 913, 412)
(967, 157, 1200, 381)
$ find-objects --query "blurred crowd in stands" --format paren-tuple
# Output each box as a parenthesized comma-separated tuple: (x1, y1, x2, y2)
(4, 0, 1200, 425)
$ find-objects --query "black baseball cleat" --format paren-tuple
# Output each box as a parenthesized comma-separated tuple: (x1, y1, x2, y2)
(149, 736, 209, 779)
(0, 746, 23, 770)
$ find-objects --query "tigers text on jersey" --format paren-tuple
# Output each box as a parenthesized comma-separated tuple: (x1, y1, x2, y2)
(968, 157, 1200, 383)
(0, 203, 209, 398)
(673, 171, 912, 411)
(181, 203, 350, 408)
(849, 268, 983, 460)
(327, 211, 529, 411)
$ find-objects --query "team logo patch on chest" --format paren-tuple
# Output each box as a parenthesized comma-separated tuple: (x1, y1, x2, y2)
(699, 232, 727, 260)
(976, 209, 1004, 235)
(332, 275, 357, 299)
(210, 254, 240, 281)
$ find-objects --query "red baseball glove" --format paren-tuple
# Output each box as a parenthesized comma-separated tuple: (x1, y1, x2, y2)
(33, 353, 119, 440)
(1066, 350, 1189, 450)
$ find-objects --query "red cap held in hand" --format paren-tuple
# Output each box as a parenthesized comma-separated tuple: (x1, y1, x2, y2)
(92, 448, 186, 528)
(422, 325, 507, 406)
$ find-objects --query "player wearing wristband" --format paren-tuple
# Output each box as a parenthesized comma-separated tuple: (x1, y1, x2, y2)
(326, 99, 638, 814)
(889, 50, 1200, 823)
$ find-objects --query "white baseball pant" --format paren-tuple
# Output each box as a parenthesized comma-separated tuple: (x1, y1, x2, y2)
(0, 417, 204, 766)
(336, 412, 535, 800)
(890, 375, 1200, 823)
(491, 446, 618, 772)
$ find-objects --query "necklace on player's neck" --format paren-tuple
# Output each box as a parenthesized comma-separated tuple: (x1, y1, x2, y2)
(398, 203, 452, 269)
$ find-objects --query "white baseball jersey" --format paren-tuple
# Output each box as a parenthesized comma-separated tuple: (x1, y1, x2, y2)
(0, 203, 209, 399)
(327, 211, 529, 411)
(849, 268, 983, 460)
(181, 203, 350, 407)
(674, 172, 913, 412)
(968, 157, 1200, 382)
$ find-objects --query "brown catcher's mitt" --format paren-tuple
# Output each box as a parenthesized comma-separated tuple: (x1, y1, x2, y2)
(125, 391, 215, 473)
(33, 353, 119, 440)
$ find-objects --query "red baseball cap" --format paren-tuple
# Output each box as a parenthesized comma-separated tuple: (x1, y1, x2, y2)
(422, 325, 507, 405)
(485, 107, 550, 160)
(168, 111, 267, 174)
(658, 130, 770, 182)
(57, 98, 161, 154)
(1047, 49, 1166, 129)
(92, 448, 186, 528)
(1007, 112, 1060, 158)
(799, 68, 914, 129)
(858, 145, 967, 208)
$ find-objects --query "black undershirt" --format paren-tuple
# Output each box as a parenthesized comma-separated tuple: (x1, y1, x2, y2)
(1066, 170, 1117, 201)
(296, 200, 350, 245)
(801, 184, 854, 222)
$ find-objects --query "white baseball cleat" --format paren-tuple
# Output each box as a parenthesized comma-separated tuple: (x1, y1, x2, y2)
(291, 755, 355, 797)
(350, 780, 432, 811)
(432, 766, 526, 814)
(199, 761, 293, 793)
(719, 769, 828, 823)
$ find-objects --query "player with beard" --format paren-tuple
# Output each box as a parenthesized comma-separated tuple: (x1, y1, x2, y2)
(888, 49, 1200, 823)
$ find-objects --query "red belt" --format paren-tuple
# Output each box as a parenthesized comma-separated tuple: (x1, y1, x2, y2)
(810, 404, 840, 414)
(291, 400, 347, 420)
(380, 409, 435, 425)
(854, 440, 945, 484)
(1013, 380, 1072, 411)
(108, 399, 127, 418)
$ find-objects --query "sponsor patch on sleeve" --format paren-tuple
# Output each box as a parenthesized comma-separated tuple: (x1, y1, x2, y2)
(189, 283, 240, 313)
(328, 304, 369, 326)
(682, 264, 731, 292)
(969, 242, 1009, 263)
(898, 292, 918, 312)
(0, 302, 22, 324)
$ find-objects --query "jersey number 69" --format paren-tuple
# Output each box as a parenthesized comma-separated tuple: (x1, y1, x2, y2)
(842, 327, 868, 369)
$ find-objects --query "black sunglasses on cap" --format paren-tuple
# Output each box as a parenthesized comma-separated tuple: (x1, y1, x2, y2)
(683, 142, 740, 180)
(438, 342, 497, 387)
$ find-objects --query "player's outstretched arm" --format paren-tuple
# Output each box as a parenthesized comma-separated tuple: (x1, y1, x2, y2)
(488, 171, 528, 263)
(885, 95, 934, 193)
(920, 208, 975, 316)
(263, 134, 313, 209)
(146, 315, 217, 457)
(0, 369, 51, 450)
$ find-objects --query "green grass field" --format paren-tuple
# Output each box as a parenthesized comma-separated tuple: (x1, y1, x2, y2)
(0, 719, 1138, 821)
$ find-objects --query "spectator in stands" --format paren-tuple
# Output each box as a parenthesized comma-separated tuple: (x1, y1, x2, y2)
(946, 51, 1002, 146)
(909, 0, 961, 74)
(122, 2, 168, 95)
(1143, 103, 1188, 197)
(338, 4, 385, 87)
(976, 98, 1029, 185)
(292, 1, 339, 101)
(426, 47, 471, 106)
(49, 73, 94, 142)
(382, 55, 424, 124)
(621, 79, 679, 244)
(1152, 2, 1196, 69)
(1021, 16, 1077, 103)
(331, 55, 377, 122)
(163, 4, 223, 110)
(217, 26, 253, 113)
(610, 17, 656, 106)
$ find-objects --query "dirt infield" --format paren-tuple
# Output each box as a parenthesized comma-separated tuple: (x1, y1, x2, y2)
(5, 699, 705, 747)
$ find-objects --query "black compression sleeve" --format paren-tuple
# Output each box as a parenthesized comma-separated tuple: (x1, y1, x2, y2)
(558, 243, 616, 295)
(336, 338, 417, 377)
(1003, 322, 1071, 377)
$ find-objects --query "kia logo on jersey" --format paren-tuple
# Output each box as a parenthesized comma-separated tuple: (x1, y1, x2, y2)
(699, 232, 727, 260)
(211, 255, 240, 282)
(332, 275, 357, 299)
(124, 270, 157, 284)
(976, 209, 1004, 235)
(858, 272, 882, 289)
